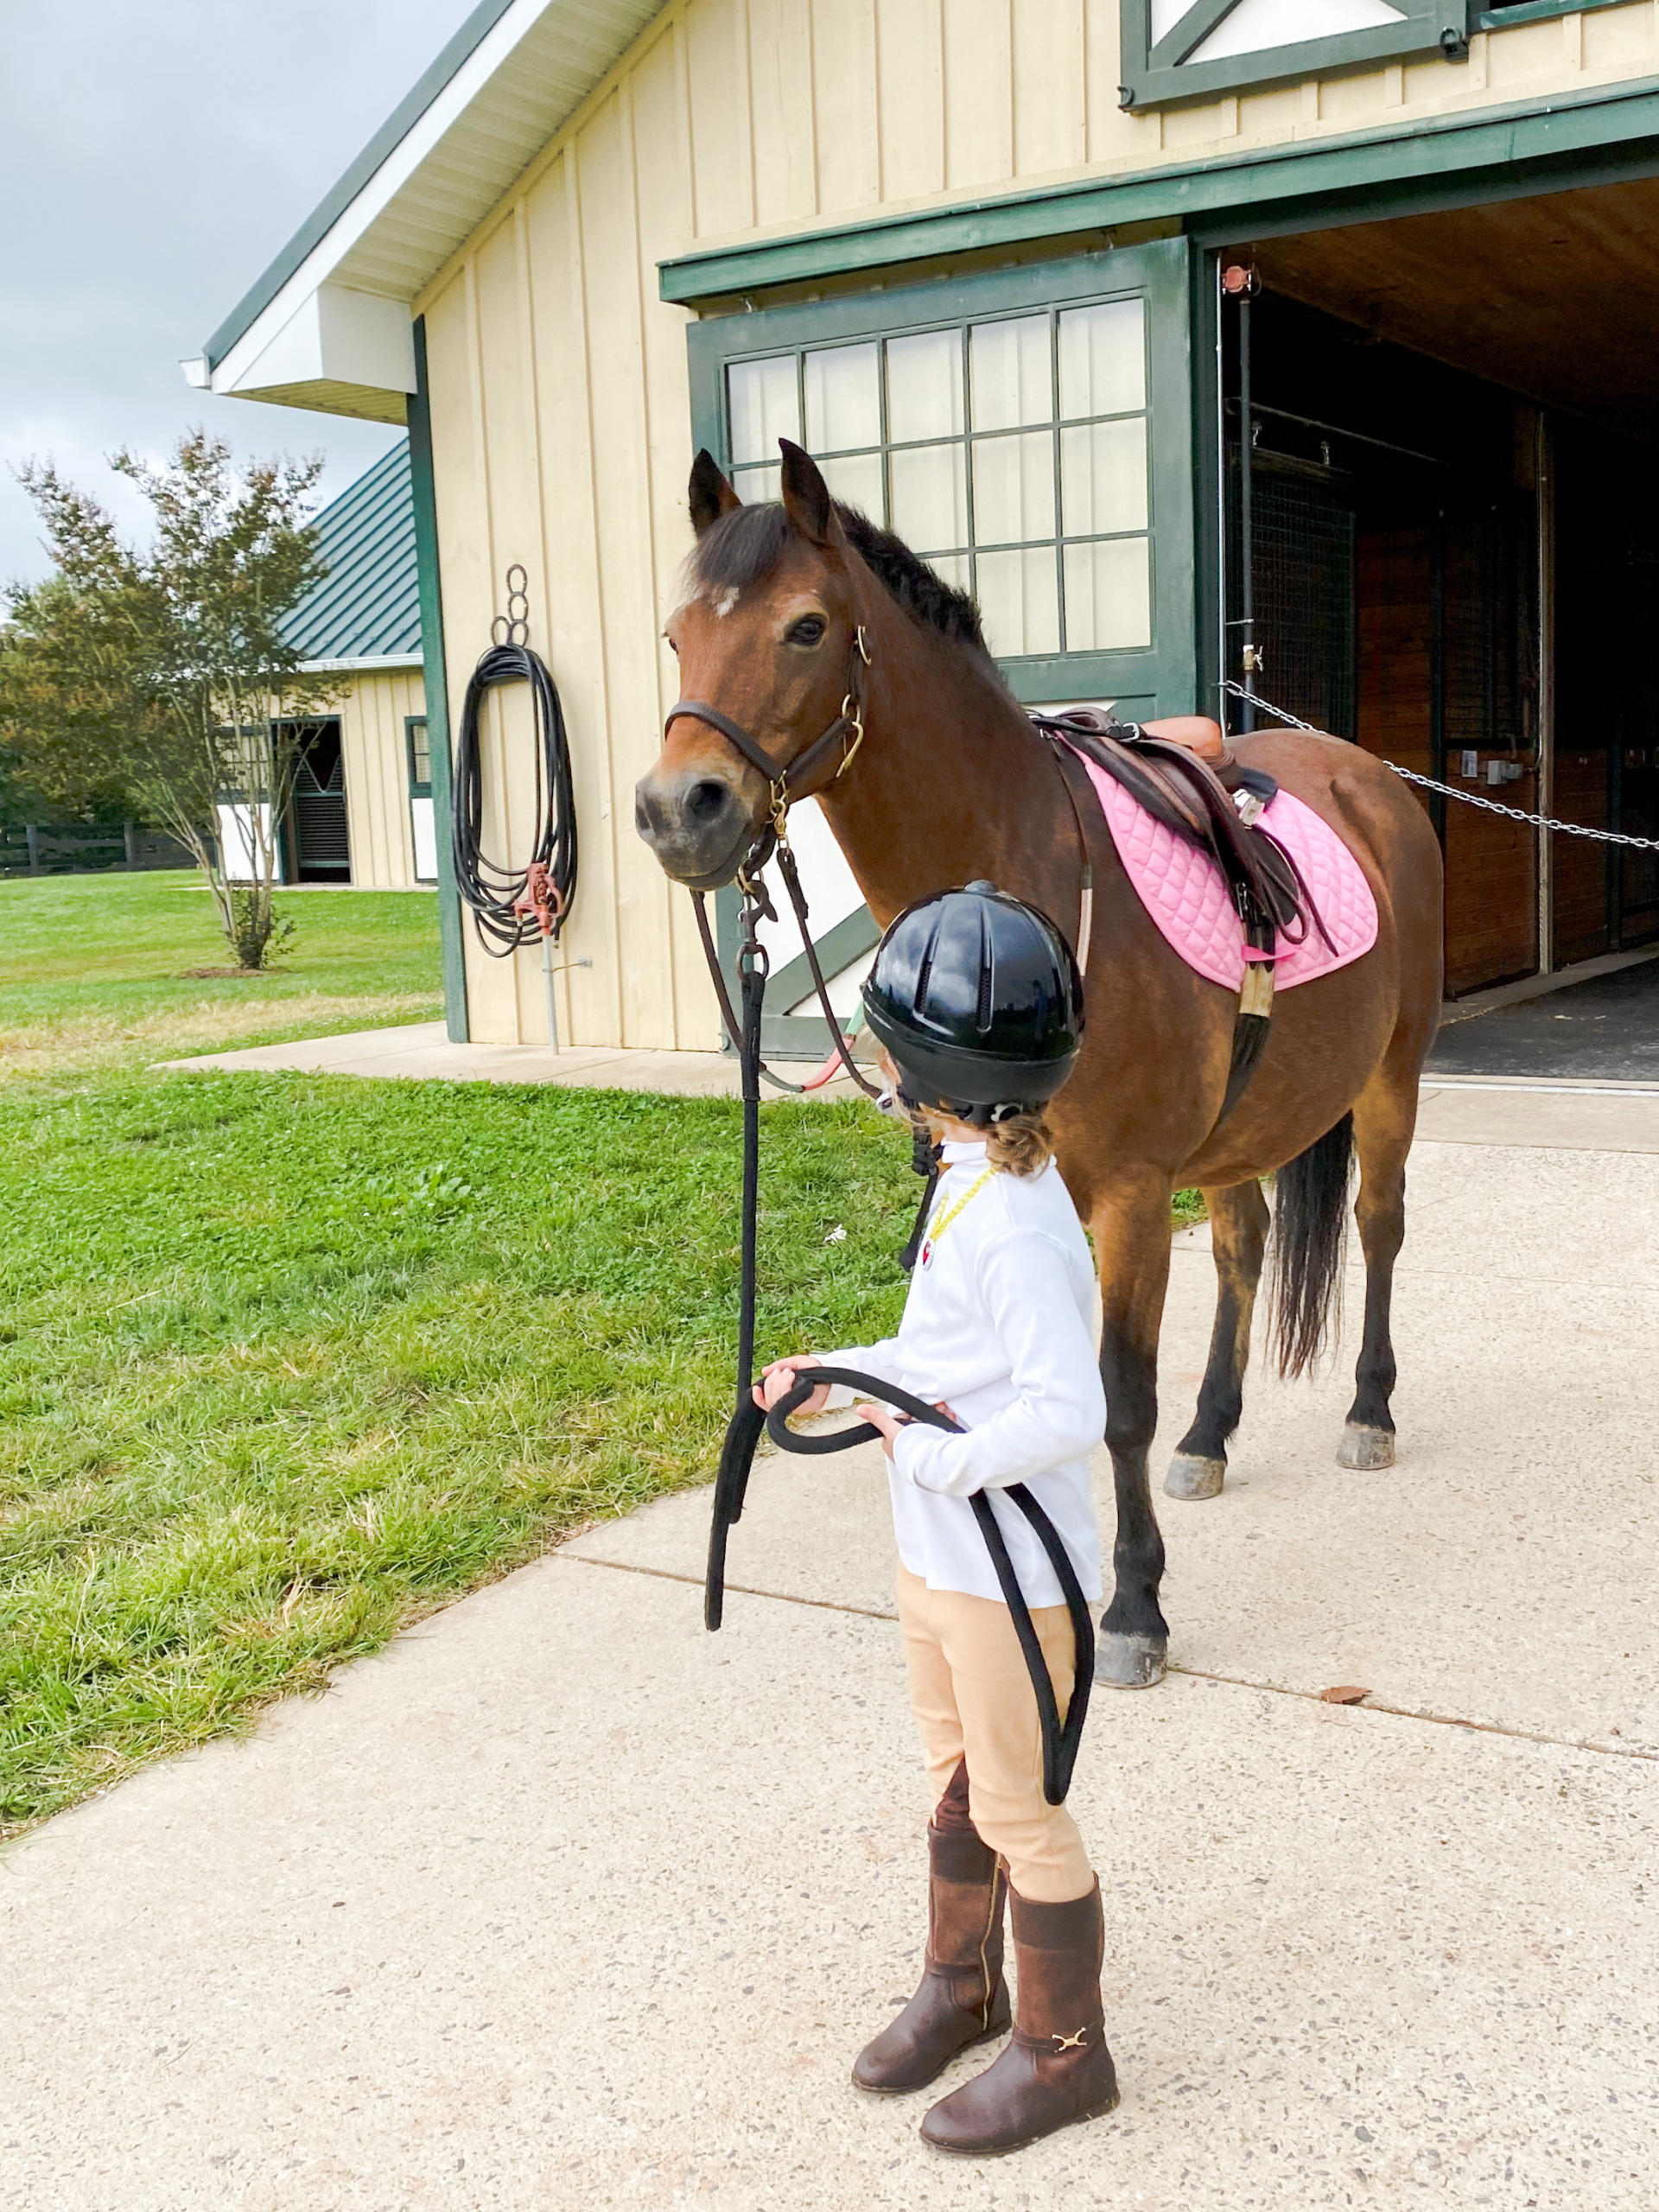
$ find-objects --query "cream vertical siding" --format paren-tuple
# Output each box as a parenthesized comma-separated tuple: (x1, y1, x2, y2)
(417, 0, 1659, 1044)
(336, 667, 429, 889)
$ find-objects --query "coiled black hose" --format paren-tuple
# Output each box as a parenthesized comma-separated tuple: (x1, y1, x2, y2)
(451, 640, 577, 956)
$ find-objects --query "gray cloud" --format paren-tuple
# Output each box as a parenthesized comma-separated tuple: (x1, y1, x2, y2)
(2, 0, 475, 582)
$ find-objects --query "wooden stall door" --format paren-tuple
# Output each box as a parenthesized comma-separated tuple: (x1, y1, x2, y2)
(1356, 518, 1538, 995)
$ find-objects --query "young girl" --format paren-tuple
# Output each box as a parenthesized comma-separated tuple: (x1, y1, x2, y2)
(755, 881, 1117, 2158)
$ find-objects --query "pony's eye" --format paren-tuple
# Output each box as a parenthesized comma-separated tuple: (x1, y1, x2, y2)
(787, 614, 826, 647)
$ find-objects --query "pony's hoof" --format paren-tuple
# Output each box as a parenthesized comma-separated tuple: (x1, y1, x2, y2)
(1337, 1422, 1395, 1471)
(1096, 1632, 1167, 1689)
(1165, 1452, 1225, 1501)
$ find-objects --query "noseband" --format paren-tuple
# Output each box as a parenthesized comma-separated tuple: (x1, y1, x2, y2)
(663, 624, 871, 855)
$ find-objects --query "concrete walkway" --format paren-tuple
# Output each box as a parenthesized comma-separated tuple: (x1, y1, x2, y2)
(158, 1020, 871, 1100)
(3, 1099, 1657, 2209)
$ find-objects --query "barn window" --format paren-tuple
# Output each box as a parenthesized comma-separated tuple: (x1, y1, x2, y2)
(723, 300, 1152, 664)
(689, 241, 1202, 1059)
(692, 240, 1198, 722)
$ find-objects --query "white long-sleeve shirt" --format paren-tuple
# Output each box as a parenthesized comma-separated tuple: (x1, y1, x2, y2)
(823, 1139, 1104, 1608)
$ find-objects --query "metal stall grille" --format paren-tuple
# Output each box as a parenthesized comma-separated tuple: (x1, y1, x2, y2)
(1227, 449, 1357, 739)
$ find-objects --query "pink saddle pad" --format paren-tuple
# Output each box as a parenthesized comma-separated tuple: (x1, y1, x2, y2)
(1068, 745, 1378, 991)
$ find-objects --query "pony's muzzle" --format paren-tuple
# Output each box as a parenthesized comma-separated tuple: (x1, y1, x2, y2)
(633, 760, 760, 887)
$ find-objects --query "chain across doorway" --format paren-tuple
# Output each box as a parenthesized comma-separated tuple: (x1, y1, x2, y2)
(1217, 682, 1659, 855)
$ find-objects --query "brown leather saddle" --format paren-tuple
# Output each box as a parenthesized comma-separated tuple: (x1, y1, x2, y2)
(1030, 709, 1317, 954)
(1028, 709, 1334, 1129)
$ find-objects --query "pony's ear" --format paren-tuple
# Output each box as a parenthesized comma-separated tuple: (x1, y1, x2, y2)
(689, 449, 742, 537)
(779, 440, 838, 545)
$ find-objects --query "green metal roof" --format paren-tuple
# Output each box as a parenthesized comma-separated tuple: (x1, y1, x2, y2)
(283, 442, 420, 663)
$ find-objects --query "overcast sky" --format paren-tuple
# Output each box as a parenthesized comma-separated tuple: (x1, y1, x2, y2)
(1, 0, 479, 585)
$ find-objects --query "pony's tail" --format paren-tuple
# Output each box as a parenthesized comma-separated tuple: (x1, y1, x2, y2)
(1268, 1112, 1355, 1379)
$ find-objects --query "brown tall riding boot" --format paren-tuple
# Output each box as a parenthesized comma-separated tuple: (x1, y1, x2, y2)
(852, 1764, 1010, 2094)
(919, 1878, 1119, 2155)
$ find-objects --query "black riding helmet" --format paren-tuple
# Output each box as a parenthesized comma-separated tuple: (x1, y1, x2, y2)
(861, 881, 1084, 1123)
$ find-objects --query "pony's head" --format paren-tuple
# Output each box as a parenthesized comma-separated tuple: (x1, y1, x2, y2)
(635, 442, 983, 887)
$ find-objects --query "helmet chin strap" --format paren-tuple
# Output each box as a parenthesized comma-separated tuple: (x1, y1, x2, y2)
(892, 1077, 1025, 1128)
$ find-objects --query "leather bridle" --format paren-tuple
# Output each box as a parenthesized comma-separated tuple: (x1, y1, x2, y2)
(661, 619, 880, 1103)
(663, 623, 871, 859)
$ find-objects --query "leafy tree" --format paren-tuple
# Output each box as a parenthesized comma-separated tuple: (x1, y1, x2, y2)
(1, 432, 340, 965)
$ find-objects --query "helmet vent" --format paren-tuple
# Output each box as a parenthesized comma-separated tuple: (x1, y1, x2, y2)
(975, 924, 994, 1033)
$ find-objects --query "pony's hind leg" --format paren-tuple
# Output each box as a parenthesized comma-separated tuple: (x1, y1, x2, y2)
(1093, 1175, 1175, 1689)
(1338, 1057, 1416, 1470)
(1166, 1179, 1271, 1501)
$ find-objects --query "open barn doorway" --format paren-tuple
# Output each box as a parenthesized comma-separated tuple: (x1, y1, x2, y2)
(1217, 177, 1659, 1034)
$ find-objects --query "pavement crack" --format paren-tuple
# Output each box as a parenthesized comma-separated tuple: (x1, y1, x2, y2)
(556, 1553, 1659, 1767)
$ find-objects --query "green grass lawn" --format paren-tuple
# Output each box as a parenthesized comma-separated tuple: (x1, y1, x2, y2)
(0, 868, 442, 1076)
(1, 869, 1201, 1837)
(0, 872, 925, 1834)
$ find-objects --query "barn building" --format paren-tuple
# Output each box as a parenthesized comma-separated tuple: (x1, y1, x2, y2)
(191, 0, 1659, 1052)
(276, 444, 434, 890)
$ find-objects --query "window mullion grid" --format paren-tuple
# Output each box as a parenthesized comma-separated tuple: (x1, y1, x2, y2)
(1049, 308, 1065, 654)
(1140, 309, 1154, 635)
(959, 319, 976, 600)
(877, 337, 891, 530)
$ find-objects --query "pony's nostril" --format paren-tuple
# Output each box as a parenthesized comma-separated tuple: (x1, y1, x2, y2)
(686, 779, 730, 824)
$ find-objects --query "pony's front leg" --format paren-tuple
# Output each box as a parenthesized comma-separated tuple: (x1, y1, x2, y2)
(1166, 1179, 1270, 1501)
(1092, 1178, 1175, 1689)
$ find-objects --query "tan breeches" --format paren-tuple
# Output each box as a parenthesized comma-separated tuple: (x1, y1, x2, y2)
(896, 1561, 1094, 1904)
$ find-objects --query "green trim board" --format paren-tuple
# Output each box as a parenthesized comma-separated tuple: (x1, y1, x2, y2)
(1478, 0, 1629, 22)
(202, 0, 517, 371)
(659, 73, 1659, 305)
(690, 242, 1201, 1052)
(1122, 0, 1466, 112)
(408, 317, 470, 1041)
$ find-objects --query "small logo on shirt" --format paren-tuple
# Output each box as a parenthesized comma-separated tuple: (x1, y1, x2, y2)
(918, 1237, 934, 1270)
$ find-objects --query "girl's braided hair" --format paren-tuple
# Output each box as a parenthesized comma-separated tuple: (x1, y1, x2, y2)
(913, 1103, 1055, 1179)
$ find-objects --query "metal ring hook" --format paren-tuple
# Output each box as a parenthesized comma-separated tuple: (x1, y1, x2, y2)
(496, 563, 531, 647)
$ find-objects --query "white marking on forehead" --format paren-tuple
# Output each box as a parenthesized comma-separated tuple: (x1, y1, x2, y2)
(712, 585, 739, 618)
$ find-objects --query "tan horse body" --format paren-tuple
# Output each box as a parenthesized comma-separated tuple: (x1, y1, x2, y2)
(636, 444, 1443, 1688)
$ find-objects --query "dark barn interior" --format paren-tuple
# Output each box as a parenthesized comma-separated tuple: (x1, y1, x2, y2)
(1222, 179, 1659, 1000)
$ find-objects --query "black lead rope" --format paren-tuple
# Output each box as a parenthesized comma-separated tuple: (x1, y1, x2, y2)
(701, 893, 1093, 1805)
(710, 1367, 1093, 1808)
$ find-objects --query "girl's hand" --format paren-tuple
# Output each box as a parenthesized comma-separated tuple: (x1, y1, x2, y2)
(854, 1401, 958, 1461)
(855, 1404, 908, 1459)
(753, 1356, 830, 1416)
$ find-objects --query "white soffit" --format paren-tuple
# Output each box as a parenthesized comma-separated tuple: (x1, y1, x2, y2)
(185, 0, 664, 420)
